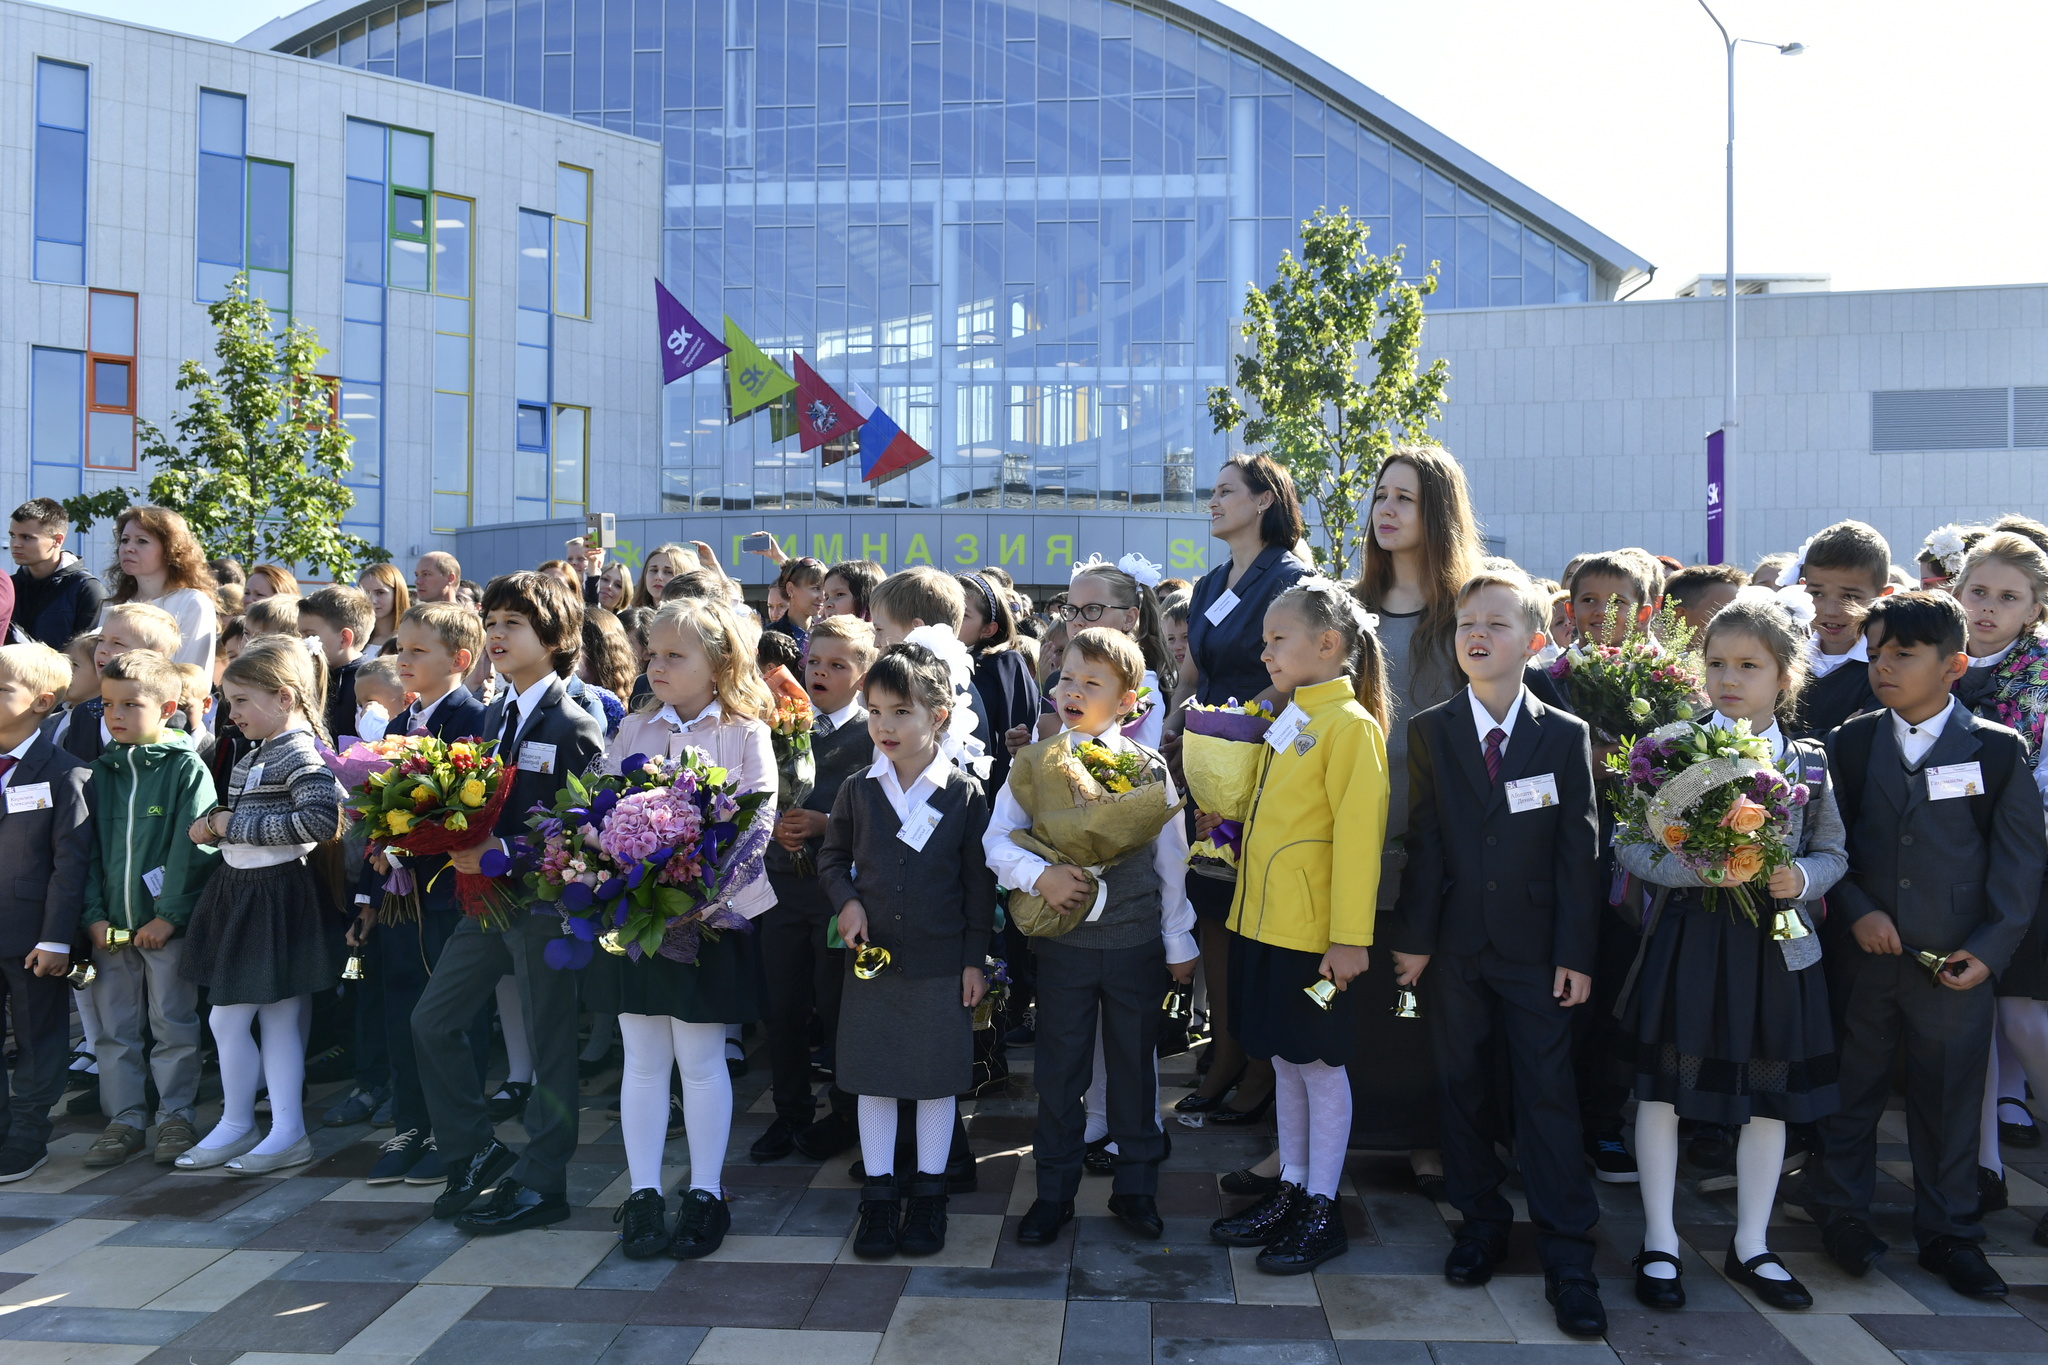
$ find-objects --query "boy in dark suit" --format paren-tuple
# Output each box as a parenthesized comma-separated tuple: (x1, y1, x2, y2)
(1391, 572, 1607, 1339)
(1808, 592, 2047, 1299)
(1788, 521, 1893, 740)
(0, 644, 95, 1181)
(413, 573, 605, 1234)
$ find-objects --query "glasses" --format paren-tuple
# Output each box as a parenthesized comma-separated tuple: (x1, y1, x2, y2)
(1058, 602, 1123, 623)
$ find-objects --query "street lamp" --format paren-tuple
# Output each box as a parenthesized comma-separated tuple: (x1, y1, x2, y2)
(1697, 0, 1803, 564)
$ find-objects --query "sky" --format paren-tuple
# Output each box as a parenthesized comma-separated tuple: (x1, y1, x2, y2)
(47, 0, 2048, 297)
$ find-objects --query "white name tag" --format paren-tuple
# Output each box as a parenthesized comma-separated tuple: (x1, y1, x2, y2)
(1264, 702, 1309, 753)
(5, 782, 53, 813)
(1506, 773, 1560, 813)
(897, 801, 941, 852)
(518, 741, 557, 774)
(1204, 589, 1241, 627)
(244, 763, 264, 789)
(1927, 762, 1985, 801)
(142, 866, 166, 897)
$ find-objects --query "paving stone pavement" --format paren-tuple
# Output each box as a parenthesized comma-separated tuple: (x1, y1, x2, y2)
(6, 1040, 2047, 1364)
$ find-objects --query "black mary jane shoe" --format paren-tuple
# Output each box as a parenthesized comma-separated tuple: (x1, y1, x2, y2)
(1255, 1192, 1347, 1275)
(2000, 1099, 2042, 1149)
(1632, 1249, 1686, 1309)
(1220, 1168, 1282, 1197)
(1083, 1137, 1116, 1177)
(1174, 1087, 1234, 1115)
(614, 1187, 670, 1259)
(1723, 1246, 1813, 1310)
(1206, 1092, 1274, 1128)
(484, 1082, 533, 1125)
(1211, 1181, 1302, 1247)
(1980, 1166, 2010, 1216)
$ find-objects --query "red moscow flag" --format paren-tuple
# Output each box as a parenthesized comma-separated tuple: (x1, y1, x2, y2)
(792, 355, 867, 453)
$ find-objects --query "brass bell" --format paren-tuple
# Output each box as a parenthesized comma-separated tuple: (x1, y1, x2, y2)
(598, 929, 629, 956)
(341, 954, 366, 982)
(1303, 978, 1339, 1011)
(104, 927, 132, 953)
(1393, 988, 1422, 1020)
(854, 944, 892, 980)
(67, 960, 97, 990)
(1913, 948, 1957, 985)
(1770, 906, 1810, 942)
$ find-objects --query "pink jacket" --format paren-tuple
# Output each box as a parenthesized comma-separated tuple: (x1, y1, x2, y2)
(607, 702, 779, 920)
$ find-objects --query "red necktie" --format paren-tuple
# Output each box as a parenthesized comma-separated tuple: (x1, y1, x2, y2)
(1484, 728, 1505, 784)
(0, 756, 17, 783)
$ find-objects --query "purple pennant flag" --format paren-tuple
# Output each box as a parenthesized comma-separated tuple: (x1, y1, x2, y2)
(656, 278, 728, 383)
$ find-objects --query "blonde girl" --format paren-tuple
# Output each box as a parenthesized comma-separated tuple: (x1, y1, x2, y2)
(243, 564, 301, 604)
(176, 638, 345, 1174)
(606, 599, 777, 1262)
(357, 562, 412, 653)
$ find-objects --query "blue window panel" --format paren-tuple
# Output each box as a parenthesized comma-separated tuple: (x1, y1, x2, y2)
(340, 382, 383, 476)
(435, 194, 472, 294)
(519, 209, 554, 307)
(344, 320, 385, 381)
(345, 281, 385, 323)
(398, 4, 427, 80)
(427, 0, 456, 86)
(38, 58, 87, 129)
(1422, 215, 1454, 282)
(33, 125, 87, 284)
(1455, 216, 1488, 308)
(198, 90, 244, 156)
(573, 0, 603, 108)
(604, 0, 633, 108)
(1389, 149, 1422, 266)
(197, 153, 246, 266)
(347, 120, 386, 180)
(1489, 275, 1521, 307)
(1557, 251, 1590, 304)
(517, 404, 549, 448)
(369, 8, 398, 62)
(518, 343, 552, 403)
(31, 348, 85, 474)
(546, 0, 573, 49)
(545, 52, 572, 112)
(1258, 96, 1290, 217)
(1099, 35, 1130, 96)
(1522, 230, 1554, 305)
(459, 0, 487, 54)
(345, 179, 387, 284)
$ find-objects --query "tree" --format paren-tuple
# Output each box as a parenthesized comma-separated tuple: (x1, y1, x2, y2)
(1207, 209, 1450, 579)
(79, 277, 386, 574)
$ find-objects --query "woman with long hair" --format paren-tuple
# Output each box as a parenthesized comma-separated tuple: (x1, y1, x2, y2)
(108, 506, 221, 676)
(243, 564, 300, 605)
(357, 562, 411, 654)
(597, 561, 633, 613)
(631, 543, 699, 610)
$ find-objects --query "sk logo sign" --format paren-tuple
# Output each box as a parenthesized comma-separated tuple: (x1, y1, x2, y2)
(666, 326, 690, 356)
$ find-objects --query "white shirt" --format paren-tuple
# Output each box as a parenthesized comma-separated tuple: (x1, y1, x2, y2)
(498, 672, 560, 751)
(655, 699, 723, 733)
(1806, 634, 1869, 680)
(1467, 686, 1526, 749)
(1968, 638, 2021, 670)
(866, 749, 954, 822)
(819, 699, 863, 735)
(1120, 669, 1165, 750)
(1, 734, 68, 957)
(1708, 710, 1787, 762)
(1892, 697, 1957, 770)
(412, 685, 459, 733)
(983, 724, 1198, 965)
(148, 587, 219, 678)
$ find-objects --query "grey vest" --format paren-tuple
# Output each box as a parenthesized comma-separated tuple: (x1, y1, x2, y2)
(1056, 843, 1163, 951)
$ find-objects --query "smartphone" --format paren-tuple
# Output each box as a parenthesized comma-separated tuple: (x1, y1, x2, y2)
(743, 532, 776, 553)
(585, 512, 616, 549)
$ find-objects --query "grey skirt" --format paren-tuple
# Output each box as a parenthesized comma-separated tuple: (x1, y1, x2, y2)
(835, 965, 973, 1100)
(182, 860, 336, 1006)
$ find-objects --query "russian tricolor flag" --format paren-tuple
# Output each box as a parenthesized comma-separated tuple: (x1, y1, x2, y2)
(846, 383, 931, 485)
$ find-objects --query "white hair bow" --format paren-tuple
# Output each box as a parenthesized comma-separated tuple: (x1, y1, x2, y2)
(1731, 583, 1817, 630)
(903, 625, 993, 779)
(1115, 552, 1164, 589)
(1785, 534, 1816, 587)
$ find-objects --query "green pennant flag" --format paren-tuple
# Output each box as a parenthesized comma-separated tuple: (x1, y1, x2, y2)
(723, 316, 798, 419)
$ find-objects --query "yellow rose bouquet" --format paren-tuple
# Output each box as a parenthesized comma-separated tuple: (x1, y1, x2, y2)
(1002, 732, 1183, 937)
(339, 734, 512, 922)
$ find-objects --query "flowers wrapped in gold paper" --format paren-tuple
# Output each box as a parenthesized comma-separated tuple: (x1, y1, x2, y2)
(1000, 733, 1183, 938)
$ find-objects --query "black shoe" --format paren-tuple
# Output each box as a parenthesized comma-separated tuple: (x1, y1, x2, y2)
(484, 1082, 532, 1125)
(0, 1146, 50, 1183)
(1220, 1168, 1282, 1197)
(1412, 1170, 1447, 1204)
(578, 1049, 620, 1078)
(1207, 1092, 1274, 1127)
(750, 1115, 807, 1163)
(853, 1179, 901, 1259)
(1256, 1192, 1346, 1274)
(1686, 1122, 1736, 1174)
(945, 1149, 979, 1194)
(1723, 1246, 1813, 1310)
(66, 1088, 100, 1117)
(1587, 1133, 1639, 1184)
(1211, 1181, 1302, 1247)
(898, 1176, 949, 1257)
(322, 1085, 389, 1128)
(1632, 1249, 1686, 1309)
(725, 1040, 748, 1079)
(1083, 1137, 1115, 1177)
(1980, 1166, 2010, 1216)
(1174, 1089, 1232, 1114)
(455, 1178, 570, 1234)
(2000, 1099, 2041, 1148)
(1919, 1235, 2007, 1298)
(1444, 1232, 1509, 1286)
(1546, 1272, 1608, 1337)
(794, 1110, 859, 1160)
(615, 1188, 669, 1259)
(1108, 1194, 1164, 1239)
(433, 1139, 517, 1220)
(666, 1187, 731, 1259)
(1820, 1215, 1888, 1278)
(1016, 1197, 1074, 1244)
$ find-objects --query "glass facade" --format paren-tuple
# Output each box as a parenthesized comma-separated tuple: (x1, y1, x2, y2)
(34, 58, 89, 285)
(295, 0, 1593, 516)
(196, 90, 297, 314)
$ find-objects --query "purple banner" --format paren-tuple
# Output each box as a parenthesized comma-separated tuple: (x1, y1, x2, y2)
(1706, 427, 1725, 564)
(656, 279, 728, 383)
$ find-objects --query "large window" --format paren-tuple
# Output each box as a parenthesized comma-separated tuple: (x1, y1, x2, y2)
(515, 207, 554, 521)
(555, 165, 591, 318)
(552, 405, 588, 518)
(87, 291, 137, 470)
(33, 59, 88, 285)
(431, 194, 474, 532)
(30, 349, 85, 499)
(196, 90, 296, 314)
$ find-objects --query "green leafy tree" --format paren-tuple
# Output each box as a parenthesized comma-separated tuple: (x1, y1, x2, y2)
(1207, 209, 1450, 578)
(87, 277, 385, 575)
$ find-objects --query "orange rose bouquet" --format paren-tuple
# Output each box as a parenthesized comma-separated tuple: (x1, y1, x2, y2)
(1607, 719, 1810, 922)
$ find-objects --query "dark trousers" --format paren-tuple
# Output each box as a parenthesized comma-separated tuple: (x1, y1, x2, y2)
(1808, 950, 1994, 1247)
(1572, 908, 1638, 1139)
(761, 871, 852, 1123)
(0, 958, 70, 1154)
(378, 896, 487, 1135)
(412, 907, 581, 1194)
(1032, 936, 1165, 1201)
(1429, 948, 1598, 1274)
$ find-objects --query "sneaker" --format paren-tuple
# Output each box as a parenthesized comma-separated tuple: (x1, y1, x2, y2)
(367, 1129, 431, 1185)
(153, 1117, 198, 1165)
(405, 1139, 449, 1185)
(615, 1187, 670, 1259)
(322, 1086, 388, 1128)
(897, 1176, 949, 1256)
(0, 1147, 49, 1183)
(485, 1082, 532, 1125)
(1588, 1134, 1639, 1184)
(852, 1179, 901, 1258)
(83, 1122, 145, 1168)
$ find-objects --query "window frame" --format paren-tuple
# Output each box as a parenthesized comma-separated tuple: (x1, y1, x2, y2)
(554, 163, 592, 320)
(33, 57, 90, 286)
(85, 288, 137, 471)
(551, 402, 589, 516)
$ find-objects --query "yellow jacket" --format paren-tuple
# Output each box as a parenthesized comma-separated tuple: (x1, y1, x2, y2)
(1227, 676, 1390, 954)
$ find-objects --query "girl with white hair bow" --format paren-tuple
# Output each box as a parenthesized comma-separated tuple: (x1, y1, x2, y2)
(1036, 553, 1176, 751)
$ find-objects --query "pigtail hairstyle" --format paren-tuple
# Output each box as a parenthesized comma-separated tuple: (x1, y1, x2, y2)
(1707, 587, 1813, 727)
(223, 636, 331, 747)
(1275, 579, 1391, 734)
(641, 598, 774, 723)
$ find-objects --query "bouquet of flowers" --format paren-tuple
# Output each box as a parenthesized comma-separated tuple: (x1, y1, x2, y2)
(505, 748, 773, 969)
(1607, 719, 1810, 923)
(1001, 731, 1184, 937)
(341, 735, 514, 922)
(764, 665, 819, 876)
(1179, 698, 1278, 875)
(1544, 610, 1701, 744)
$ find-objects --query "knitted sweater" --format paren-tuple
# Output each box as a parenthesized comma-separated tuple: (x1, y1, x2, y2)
(224, 728, 345, 851)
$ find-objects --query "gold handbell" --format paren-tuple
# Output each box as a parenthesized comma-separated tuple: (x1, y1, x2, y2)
(854, 944, 893, 980)
(1304, 978, 1339, 1011)
(1913, 948, 1955, 985)
(598, 929, 629, 956)
(1393, 987, 1422, 1020)
(104, 927, 132, 953)
(341, 954, 366, 982)
(1770, 904, 1810, 942)
(67, 960, 97, 990)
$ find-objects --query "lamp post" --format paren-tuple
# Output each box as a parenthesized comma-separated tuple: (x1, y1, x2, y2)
(1697, 0, 1802, 565)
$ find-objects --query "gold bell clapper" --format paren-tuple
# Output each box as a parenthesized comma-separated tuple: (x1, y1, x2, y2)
(1303, 978, 1339, 1011)
(67, 960, 97, 990)
(341, 955, 366, 982)
(598, 929, 629, 956)
(1770, 904, 1810, 942)
(854, 945, 893, 980)
(1393, 988, 1422, 1020)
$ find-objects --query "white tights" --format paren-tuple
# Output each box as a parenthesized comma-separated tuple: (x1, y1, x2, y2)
(1273, 1057, 1349, 1199)
(74, 989, 102, 1071)
(1635, 1101, 1790, 1280)
(1980, 998, 2048, 1175)
(858, 1094, 956, 1178)
(618, 1013, 729, 1196)
(203, 997, 310, 1157)
(495, 976, 533, 1088)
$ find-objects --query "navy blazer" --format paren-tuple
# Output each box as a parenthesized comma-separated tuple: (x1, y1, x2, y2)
(0, 733, 95, 956)
(1185, 544, 1312, 707)
(399, 685, 489, 743)
(477, 676, 607, 842)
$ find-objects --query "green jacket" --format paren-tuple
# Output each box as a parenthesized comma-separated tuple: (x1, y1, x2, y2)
(82, 731, 221, 933)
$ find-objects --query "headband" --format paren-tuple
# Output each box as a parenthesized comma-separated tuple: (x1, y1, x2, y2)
(962, 573, 1000, 626)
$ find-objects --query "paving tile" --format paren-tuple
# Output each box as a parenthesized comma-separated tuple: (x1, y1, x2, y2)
(244, 1200, 432, 1253)
(595, 1324, 709, 1365)
(1151, 1302, 1331, 1339)
(1483, 1275, 1584, 1345)
(412, 1319, 624, 1365)
(873, 1296, 1064, 1365)
(0, 1195, 116, 1222)
(141, 1249, 301, 1312)
(323, 1179, 443, 1204)
(100, 1220, 264, 1250)
(994, 1214, 1077, 1272)
(949, 1154, 1020, 1216)
(1068, 1236, 1233, 1302)
(0, 1246, 229, 1310)
(1330, 1344, 1433, 1365)
(1060, 1300, 1150, 1365)
(0, 1343, 156, 1365)
(421, 1229, 617, 1288)
(1765, 1312, 1906, 1365)
(1318, 1274, 1515, 1341)
(1153, 1342, 1339, 1364)
(168, 1277, 413, 1353)
(721, 1164, 825, 1190)
(1994, 1256, 2048, 1286)
(1710, 1251, 1929, 1316)
(1892, 1354, 2048, 1365)
(94, 1178, 277, 1225)
(0, 1219, 137, 1274)
(303, 1139, 385, 1180)
(689, 1326, 880, 1365)
(722, 1185, 805, 1236)
(0, 1136, 120, 1196)
(1853, 1312, 2048, 1351)
(135, 1347, 240, 1365)
(1152, 1171, 1221, 1221)
(0, 1217, 61, 1255)
(802, 1265, 907, 1333)
(577, 1243, 678, 1291)
(69, 1159, 184, 1202)
(216, 1176, 346, 1225)
(1224, 1245, 1320, 1305)
(0, 1306, 209, 1345)
(1878, 1256, 2032, 1316)
(338, 1282, 490, 1357)
(777, 1188, 861, 1237)
(1428, 1347, 1620, 1365)
(465, 1287, 653, 1322)
(698, 1233, 842, 1264)
(269, 1246, 455, 1283)
(633, 1261, 829, 1328)
(900, 1266, 1068, 1298)
(833, 1212, 1003, 1268)
(1599, 1307, 1811, 1363)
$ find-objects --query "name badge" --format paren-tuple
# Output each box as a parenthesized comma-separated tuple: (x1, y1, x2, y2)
(1204, 589, 1241, 627)
(1506, 773, 1560, 813)
(244, 763, 264, 789)
(518, 741, 558, 774)
(1265, 702, 1310, 753)
(142, 866, 167, 897)
(897, 801, 941, 852)
(5, 782, 53, 813)
(1927, 762, 1985, 801)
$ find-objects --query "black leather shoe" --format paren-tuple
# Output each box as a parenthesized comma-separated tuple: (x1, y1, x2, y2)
(749, 1115, 806, 1163)
(794, 1110, 859, 1160)
(1444, 1232, 1510, 1286)
(897, 1176, 949, 1256)
(1919, 1235, 2007, 1298)
(945, 1148, 979, 1194)
(1546, 1272, 1608, 1337)
(455, 1178, 570, 1234)
(1220, 1167, 1282, 1197)
(1210, 1181, 1301, 1247)
(433, 1139, 516, 1220)
(614, 1188, 669, 1259)
(1206, 1092, 1274, 1127)
(2000, 1099, 2041, 1148)
(1820, 1215, 1888, 1278)
(2035, 1209, 2048, 1250)
(1255, 1192, 1346, 1274)
(1107, 1194, 1164, 1239)
(853, 1179, 900, 1258)
(1083, 1137, 1115, 1177)
(1724, 1246, 1813, 1310)
(484, 1082, 532, 1125)
(1016, 1198, 1074, 1244)
(666, 1188, 731, 1259)
(1980, 1166, 2010, 1216)
(1632, 1249, 1686, 1309)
